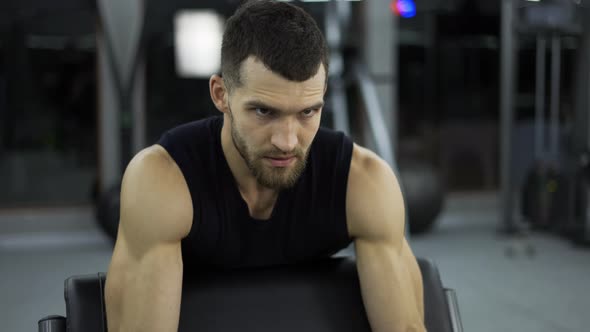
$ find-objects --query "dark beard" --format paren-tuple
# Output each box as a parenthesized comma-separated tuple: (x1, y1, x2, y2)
(226, 105, 307, 190)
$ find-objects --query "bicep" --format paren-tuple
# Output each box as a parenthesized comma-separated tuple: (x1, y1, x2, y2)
(346, 145, 405, 243)
(117, 145, 192, 257)
(105, 146, 192, 332)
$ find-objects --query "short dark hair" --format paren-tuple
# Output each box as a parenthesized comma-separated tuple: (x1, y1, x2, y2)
(221, 0, 329, 92)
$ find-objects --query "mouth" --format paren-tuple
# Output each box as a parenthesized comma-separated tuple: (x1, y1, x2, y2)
(264, 156, 296, 167)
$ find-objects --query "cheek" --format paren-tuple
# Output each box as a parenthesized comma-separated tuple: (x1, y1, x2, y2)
(242, 126, 269, 152)
(234, 115, 258, 140)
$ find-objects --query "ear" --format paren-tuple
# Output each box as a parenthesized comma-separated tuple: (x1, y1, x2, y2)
(209, 75, 229, 114)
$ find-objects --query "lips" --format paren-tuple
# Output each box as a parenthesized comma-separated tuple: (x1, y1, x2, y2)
(267, 156, 295, 160)
(265, 156, 296, 167)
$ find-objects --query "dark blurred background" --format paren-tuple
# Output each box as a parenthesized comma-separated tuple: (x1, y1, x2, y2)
(0, 0, 584, 206)
(2, 1, 590, 332)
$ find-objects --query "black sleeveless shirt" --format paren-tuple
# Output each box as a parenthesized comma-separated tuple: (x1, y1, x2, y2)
(157, 116, 353, 271)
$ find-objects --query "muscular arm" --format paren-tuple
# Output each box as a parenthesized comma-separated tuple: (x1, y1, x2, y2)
(347, 145, 425, 332)
(104, 145, 193, 332)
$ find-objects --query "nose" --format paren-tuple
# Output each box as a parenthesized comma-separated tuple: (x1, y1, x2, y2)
(271, 118, 299, 153)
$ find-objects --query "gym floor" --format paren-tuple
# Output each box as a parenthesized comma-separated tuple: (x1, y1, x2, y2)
(1, 191, 589, 332)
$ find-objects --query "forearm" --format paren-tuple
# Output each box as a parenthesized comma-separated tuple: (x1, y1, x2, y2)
(355, 238, 426, 332)
(402, 238, 425, 321)
(106, 243, 184, 332)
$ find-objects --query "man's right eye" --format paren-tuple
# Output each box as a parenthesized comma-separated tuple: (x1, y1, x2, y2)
(255, 108, 272, 117)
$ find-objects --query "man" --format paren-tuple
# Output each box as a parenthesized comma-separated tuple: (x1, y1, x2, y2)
(104, 1, 426, 331)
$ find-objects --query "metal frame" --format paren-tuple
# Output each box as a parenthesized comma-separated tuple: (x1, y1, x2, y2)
(96, 0, 145, 188)
(499, 0, 518, 233)
(324, 0, 351, 136)
(534, 36, 546, 161)
(549, 36, 561, 160)
(353, 63, 396, 170)
(445, 289, 464, 332)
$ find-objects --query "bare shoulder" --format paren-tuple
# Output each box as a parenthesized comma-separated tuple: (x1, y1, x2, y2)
(346, 144, 405, 243)
(119, 144, 193, 253)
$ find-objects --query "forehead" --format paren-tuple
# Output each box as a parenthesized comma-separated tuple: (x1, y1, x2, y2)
(234, 57, 326, 108)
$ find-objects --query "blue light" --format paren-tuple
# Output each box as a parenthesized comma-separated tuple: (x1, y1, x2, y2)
(395, 0, 416, 18)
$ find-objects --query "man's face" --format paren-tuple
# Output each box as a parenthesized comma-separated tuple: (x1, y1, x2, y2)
(226, 57, 326, 190)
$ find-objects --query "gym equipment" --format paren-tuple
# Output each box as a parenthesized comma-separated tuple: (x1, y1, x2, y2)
(38, 257, 463, 332)
(520, 35, 569, 231)
(399, 161, 445, 234)
(565, 6, 590, 246)
(581, 151, 590, 180)
(559, 149, 590, 246)
(562, 165, 590, 246)
(521, 164, 570, 231)
(499, 0, 585, 234)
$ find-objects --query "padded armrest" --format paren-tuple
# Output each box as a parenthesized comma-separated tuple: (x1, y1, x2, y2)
(178, 257, 372, 332)
(64, 272, 108, 332)
(55, 257, 461, 332)
(417, 257, 455, 332)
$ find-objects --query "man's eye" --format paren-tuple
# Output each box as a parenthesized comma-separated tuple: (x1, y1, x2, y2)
(255, 108, 272, 116)
(302, 109, 316, 117)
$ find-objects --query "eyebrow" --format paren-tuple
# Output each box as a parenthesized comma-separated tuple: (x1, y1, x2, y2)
(243, 100, 325, 113)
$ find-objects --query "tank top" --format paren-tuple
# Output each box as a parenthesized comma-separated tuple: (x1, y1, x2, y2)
(157, 116, 353, 271)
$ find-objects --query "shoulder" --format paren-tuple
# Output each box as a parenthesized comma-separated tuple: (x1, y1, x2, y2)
(120, 145, 193, 246)
(160, 116, 222, 144)
(127, 144, 175, 172)
(347, 144, 389, 180)
(345, 144, 405, 243)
